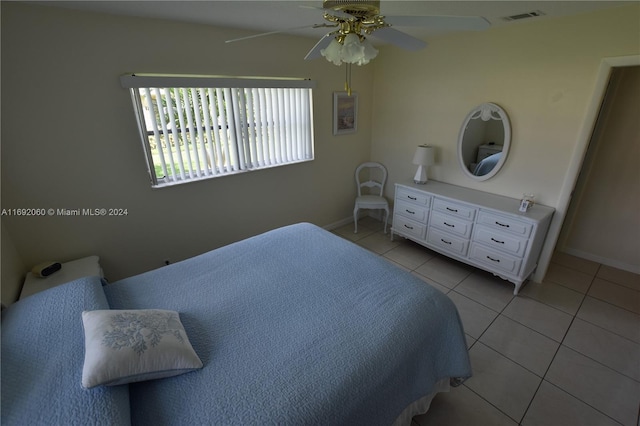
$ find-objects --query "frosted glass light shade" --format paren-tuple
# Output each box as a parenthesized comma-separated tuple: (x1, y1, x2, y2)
(321, 39, 343, 65)
(321, 34, 379, 66)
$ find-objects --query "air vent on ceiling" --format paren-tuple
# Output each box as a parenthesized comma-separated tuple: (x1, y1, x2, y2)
(502, 10, 546, 21)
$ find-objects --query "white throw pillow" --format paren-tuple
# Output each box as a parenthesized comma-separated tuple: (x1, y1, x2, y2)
(81, 309, 203, 388)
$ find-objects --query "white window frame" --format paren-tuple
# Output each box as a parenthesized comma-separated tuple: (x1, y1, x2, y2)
(121, 74, 315, 188)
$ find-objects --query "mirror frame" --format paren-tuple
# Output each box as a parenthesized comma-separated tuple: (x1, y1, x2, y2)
(457, 102, 511, 181)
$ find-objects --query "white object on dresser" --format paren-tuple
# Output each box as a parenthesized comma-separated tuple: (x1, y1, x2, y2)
(390, 181, 554, 295)
(20, 255, 104, 300)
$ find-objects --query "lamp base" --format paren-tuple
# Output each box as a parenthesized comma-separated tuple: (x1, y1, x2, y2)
(413, 165, 428, 185)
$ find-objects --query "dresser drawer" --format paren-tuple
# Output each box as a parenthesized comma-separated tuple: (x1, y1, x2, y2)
(477, 211, 532, 237)
(396, 187, 431, 206)
(469, 243, 522, 275)
(394, 201, 429, 223)
(433, 198, 476, 221)
(394, 216, 426, 240)
(427, 228, 469, 256)
(430, 211, 473, 238)
(473, 225, 529, 257)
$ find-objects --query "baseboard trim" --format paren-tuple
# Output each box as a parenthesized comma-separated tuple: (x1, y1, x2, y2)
(561, 248, 640, 275)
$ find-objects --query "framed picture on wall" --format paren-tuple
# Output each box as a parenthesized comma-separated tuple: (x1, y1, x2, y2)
(333, 92, 358, 135)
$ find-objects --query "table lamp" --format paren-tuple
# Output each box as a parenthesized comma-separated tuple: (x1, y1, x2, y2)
(413, 145, 435, 184)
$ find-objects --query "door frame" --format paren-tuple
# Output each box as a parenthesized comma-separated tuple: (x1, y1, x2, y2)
(532, 55, 640, 283)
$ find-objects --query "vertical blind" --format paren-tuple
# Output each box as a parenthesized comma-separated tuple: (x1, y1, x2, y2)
(121, 74, 315, 187)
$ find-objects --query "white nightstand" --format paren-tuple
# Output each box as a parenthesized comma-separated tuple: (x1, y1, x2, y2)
(19, 255, 103, 300)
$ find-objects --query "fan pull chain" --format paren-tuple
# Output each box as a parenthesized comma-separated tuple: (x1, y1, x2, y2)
(345, 63, 352, 96)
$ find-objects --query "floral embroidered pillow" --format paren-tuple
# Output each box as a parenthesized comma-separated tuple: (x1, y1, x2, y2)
(81, 309, 203, 388)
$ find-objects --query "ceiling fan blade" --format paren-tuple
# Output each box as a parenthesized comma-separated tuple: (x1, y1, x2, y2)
(304, 32, 336, 60)
(370, 27, 427, 51)
(225, 23, 333, 44)
(385, 15, 490, 31)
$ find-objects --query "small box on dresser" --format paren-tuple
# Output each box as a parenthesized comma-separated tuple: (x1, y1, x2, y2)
(391, 181, 554, 295)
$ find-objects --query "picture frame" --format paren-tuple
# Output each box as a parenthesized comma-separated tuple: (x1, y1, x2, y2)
(333, 92, 358, 135)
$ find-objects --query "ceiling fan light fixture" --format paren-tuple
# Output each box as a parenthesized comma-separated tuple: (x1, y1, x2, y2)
(320, 33, 378, 66)
(341, 33, 365, 62)
(320, 38, 344, 65)
(359, 38, 379, 65)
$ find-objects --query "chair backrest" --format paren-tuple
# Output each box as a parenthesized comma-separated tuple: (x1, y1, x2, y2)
(355, 162, 387, 197)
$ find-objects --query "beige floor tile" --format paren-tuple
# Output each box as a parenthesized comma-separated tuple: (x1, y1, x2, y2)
(384, 258, 411, 272)
(551, 251, 601, 275)
(454, 271, 515, 312)
(563, 318, 640, 381)
(332, 223, 374, 242)
(520, 280, 585, 315)
(465, 334, 476, 349)
(355, 231, 400, 254)
(414, 384, 517, 426)
(465, 343, 542, 422)
(447, 291, 498, 339)
(588, 278, 640, 314)
(597, 265, 640, 291)
(358, 215, 389, 232)
(502, 296, 573, 342)
(383, 240, 435, 270)
(411, 272, 450, 295)
(414, 255, 473, 289)
(522, 380, 620, 426)
(545, 262, 594, 293)
(546, 346, 640, 426)
(577, 296, 640, 344)
(479, 315, 559, 377)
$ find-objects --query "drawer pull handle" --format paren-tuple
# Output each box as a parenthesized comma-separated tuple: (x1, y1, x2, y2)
(444, 222, 454, 227)
(486, 256, 501, 263)
(408, 196, 417, 201)
(491, 238, 505, 244)
(495, 221, 510, 228)
(404, 224, 414, 230)
(446, 207, 458, 213)
(405, 209, 415, 215)
(440, 239, 452, 245)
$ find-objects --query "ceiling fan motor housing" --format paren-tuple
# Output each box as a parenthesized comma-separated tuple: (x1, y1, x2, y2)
(323, 0, 381, 18)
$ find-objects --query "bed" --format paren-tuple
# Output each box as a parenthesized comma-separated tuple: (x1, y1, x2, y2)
(473, 152, 502, 176)
(1, 223, 471, 425)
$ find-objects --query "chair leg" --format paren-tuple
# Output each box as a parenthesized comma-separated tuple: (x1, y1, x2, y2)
(383, 207, 389, 234)
(353, 207, 359, 233)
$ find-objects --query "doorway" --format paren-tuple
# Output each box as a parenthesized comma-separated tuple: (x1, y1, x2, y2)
(533, 55, 640, 283)
(555, 66, 640, 273)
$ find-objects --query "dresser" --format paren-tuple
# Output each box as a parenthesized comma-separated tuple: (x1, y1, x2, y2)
(391, 181, 554, 294)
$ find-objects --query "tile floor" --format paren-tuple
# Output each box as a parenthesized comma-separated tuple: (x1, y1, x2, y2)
(333, 218, 640, 426)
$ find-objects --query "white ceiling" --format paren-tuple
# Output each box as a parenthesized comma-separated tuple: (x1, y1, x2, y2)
(32, 1, 631, 43)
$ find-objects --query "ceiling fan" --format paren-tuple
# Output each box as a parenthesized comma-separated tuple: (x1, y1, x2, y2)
(226, 0, 490, 66)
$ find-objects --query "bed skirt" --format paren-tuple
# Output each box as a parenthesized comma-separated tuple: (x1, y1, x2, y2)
(392, 378, 451, 425)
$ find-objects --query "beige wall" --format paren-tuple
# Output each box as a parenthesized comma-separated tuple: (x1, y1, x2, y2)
(370, 4, 639, 278)
(1, 222, 26, 304)
(1, 2, 374, 296)
(559, 66, 640, 272)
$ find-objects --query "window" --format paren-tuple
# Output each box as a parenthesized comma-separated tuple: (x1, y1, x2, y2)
(121, 74, 315, 187)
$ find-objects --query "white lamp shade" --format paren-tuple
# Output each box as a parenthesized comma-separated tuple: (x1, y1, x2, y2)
(413, 145, 435, 166)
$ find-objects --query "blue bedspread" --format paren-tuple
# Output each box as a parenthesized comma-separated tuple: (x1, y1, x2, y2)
(105, 223, 471, 425)
(1, 276, 131, 425)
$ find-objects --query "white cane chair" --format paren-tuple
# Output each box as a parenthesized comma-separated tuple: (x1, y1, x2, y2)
(353, 162, 389, 234)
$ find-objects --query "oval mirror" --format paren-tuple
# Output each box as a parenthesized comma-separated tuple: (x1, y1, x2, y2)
(457, 103, 511, 181)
